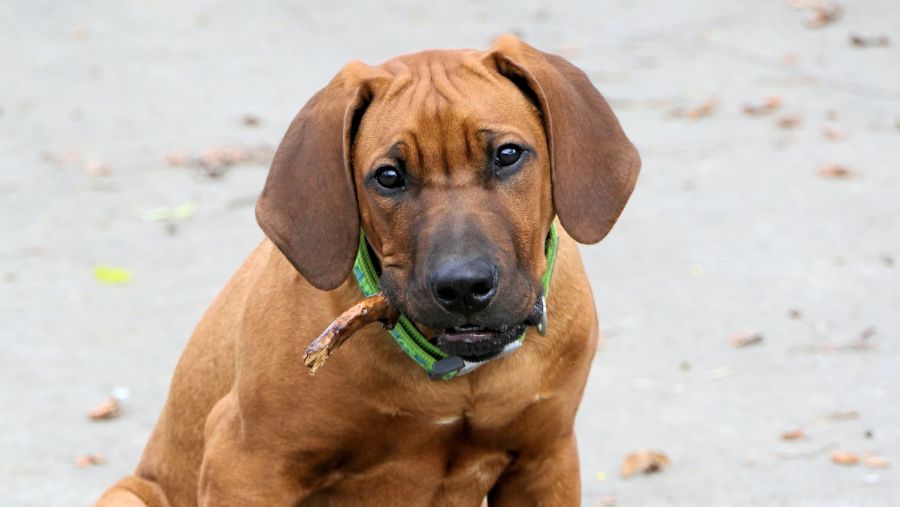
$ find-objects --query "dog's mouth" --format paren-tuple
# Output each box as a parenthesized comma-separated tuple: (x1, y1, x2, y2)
(434, 297, 545, 362)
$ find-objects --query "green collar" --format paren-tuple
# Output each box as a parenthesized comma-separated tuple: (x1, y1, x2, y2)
(352, 224, 559, 380)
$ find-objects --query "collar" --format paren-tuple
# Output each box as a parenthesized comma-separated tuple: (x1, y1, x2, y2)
(352, 223, 559, 380)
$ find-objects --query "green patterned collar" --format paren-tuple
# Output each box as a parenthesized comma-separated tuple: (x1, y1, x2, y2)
(352, 224, 559, 380)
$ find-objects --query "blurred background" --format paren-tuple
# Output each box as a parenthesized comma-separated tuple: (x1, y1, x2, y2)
(1, 0, 898, 505)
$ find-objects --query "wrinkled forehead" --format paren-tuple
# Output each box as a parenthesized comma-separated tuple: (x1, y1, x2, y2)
(353, 50, 543, 176)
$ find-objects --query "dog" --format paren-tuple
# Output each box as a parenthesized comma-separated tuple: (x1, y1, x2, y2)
(96, 34, 640, 506)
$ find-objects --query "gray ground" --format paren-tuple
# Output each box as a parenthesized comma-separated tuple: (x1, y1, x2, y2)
(2, 1, 898, 505)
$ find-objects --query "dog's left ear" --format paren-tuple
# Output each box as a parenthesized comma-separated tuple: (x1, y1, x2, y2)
(485, 35, 641, 244)
(256, 61, 388, 290)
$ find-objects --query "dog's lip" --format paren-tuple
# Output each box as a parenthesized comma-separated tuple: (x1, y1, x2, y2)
(440, 325, 498, 344)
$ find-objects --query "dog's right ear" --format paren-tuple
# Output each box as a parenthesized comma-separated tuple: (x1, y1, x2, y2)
(256, 62, 388, 290)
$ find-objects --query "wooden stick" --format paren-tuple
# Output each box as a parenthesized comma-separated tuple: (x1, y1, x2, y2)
(303, 292, 400, 375)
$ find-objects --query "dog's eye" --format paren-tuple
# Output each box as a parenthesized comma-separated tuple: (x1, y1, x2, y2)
(374, 166, 404, 189)
(495, 144, 523, 167)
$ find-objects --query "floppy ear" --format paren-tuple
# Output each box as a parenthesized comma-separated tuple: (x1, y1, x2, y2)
(256, 62, 384, 290)
(486, 35, 641, 244)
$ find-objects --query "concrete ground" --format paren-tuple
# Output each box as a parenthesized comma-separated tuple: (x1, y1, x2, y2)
(2, 0, 898, 505)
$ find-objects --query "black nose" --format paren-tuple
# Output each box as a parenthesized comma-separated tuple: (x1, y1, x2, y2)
(429, 258, 498, 316)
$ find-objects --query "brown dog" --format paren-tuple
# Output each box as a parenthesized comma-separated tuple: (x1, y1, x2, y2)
(97, 35, 639, 506)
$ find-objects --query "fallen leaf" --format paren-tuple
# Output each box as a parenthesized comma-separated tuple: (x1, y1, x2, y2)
(706, 366, 733, 381)
(776, 114, 803, 129)
(831, 451, 860, 466)
(849, 34, 889, 48)
(806, 2, 841, 28)
(860, 326, 877, 340)
(781, 429, 807, 441)
(729, 332, 764, 348)
(136, 200, 197, 222)
(829, 410, 860, 421)
(94, 265, 133, 285)
(743, 96, 782, 115)
(822, 126, 845, 141)
(817, 163, 855, 179)
(88, 398, 121, 421)
(164, 151, 191, 166)
(241, 114, 261, 126)
(620, 450, 670, 478)
(84, 160, 111, 177)
(864, 455, 891, 469)
(669, 96, 718, 120)
(788, 308, 803, 319)
(599, 496, 618, 507)
(75, 453, 106, 468)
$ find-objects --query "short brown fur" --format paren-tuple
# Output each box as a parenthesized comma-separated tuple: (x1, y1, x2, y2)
(97, 35, 639, 506)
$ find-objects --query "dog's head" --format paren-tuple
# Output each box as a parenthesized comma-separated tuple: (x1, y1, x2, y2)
(257, 35, 640, 360)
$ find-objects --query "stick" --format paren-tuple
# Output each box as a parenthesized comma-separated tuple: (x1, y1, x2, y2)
(303, 292, 400, 375)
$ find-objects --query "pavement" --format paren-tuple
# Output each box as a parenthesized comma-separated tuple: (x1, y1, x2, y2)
(1, 1, 898, 505)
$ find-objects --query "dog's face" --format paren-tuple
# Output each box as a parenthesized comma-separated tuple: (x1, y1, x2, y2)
(257, 36, 640, 361)
(351, 54, 553, 359)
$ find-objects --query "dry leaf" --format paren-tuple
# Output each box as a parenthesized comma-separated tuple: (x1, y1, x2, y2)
(806, 2, 841, 28)
(822, 126, 845, 141)
(829, 410, 860, 421)
(670, 96, 718, 120)
(831, 451, 860, 466)
(620, 450, 670, 478)
(776, 114, 803, 129)
(729, 332, 764, 348)
(75, 453, 106, 468)
(781, 429, 807, 441)
(83, 160, 111, 177)
(599, 496, 618, 507)
(743, 96, 782, 115)
(88, 398, 121, 421)
(864, 455, 891, 469)
(788, 308, 803, 319)
(165, 151, 191, 166)
(817, 163, 855, 179)
(241, 114, 261, 126)
(849, 34, 889, 48)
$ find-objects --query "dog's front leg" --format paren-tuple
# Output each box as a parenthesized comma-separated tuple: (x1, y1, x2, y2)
(197, 393, 310, 506)
(488, 434, 581, 507)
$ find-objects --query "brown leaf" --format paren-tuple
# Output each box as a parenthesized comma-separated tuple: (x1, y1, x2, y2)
(74, 453, 106, 468)
(806, 2, 841, 28)
(164, 151, 191, 167)
(670, 96, 718, 120)
(817, 163, 855, 179)
(729, 332, 764, 348)
(776, 114, 803, 129)
(787, 308, 803, 319)
(822, 126, 845, 141)
(849, 34, 889, 48)
(88, 397, 121, 421)
(620, 450, 670, 478)
(831, 451, 860, 466)
(83, 160, 111, 177)
(781, 429, 807, 441)
(743, 96, 782, 116)
(241, 114, 261, 126)
(864, 455, 891, 469)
